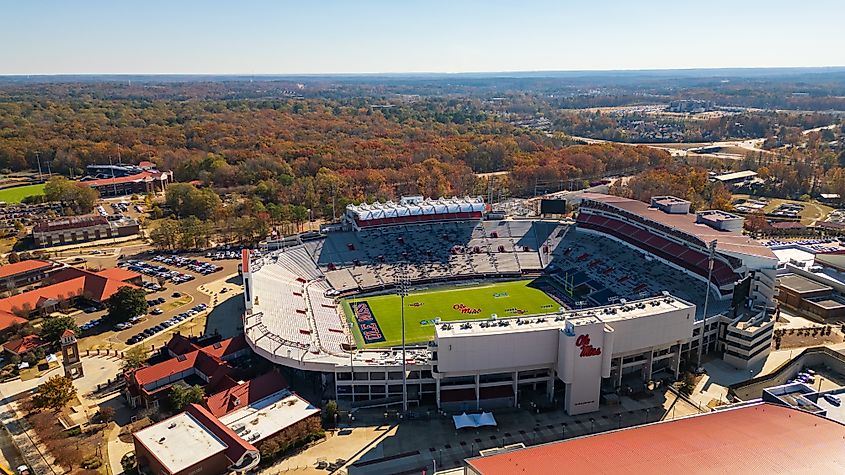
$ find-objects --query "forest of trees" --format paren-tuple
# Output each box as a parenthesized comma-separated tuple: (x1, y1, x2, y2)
(0, 87, 671, 226)
(2, 78, 845, 241)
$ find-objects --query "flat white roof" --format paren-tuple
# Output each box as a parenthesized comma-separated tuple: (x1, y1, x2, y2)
(773, 248, 815, 266)
(218, 390, 320, 445)
(135, 412, 227, 474)
(714, 170, 758, 182)
(436, 296, 692, 339)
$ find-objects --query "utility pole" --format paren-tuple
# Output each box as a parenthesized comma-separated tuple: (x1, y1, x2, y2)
(398, 266, 410, 414)
(697, 240, 717, 368)
(35, 151, 43, 181)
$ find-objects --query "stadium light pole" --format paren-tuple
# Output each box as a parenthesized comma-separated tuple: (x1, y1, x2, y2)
(399, 267, 410, 414)
(697, 240, 717, 369)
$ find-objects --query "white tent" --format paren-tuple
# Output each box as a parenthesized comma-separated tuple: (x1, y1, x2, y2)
(475, 412, 497, 427)
(453, 413, 476, 430)
(453, 412, 498, 429)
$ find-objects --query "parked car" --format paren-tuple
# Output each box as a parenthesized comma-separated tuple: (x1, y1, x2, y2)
(824, 394, 841, 406)
(150, 308, 164, 315)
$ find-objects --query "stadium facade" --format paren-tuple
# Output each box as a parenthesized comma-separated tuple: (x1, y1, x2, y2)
(242, 194, 778, 415)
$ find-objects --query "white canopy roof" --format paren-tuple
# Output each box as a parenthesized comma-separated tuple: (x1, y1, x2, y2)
(453, 412, 498, 429)
(346, 196, 485, 222)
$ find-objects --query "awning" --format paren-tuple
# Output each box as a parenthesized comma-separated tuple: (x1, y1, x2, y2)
(476, 412, 497, 427)
(453, 412, 498, 429)
(453, 413, 476, 430)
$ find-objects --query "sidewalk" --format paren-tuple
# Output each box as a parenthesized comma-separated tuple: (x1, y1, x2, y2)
(106, 423, 133, 475)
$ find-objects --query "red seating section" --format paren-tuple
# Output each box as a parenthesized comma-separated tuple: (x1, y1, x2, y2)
(577, 213, 738, 292)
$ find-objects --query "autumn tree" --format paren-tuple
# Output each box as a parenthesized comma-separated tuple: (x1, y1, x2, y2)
(33, 375, 77, 411)
(122, 346, 149, 372)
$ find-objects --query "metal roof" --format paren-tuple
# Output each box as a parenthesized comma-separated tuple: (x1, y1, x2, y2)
(466, 403, 845, 475)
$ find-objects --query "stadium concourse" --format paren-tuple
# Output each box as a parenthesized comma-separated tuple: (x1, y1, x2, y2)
(242, 194, 778, 416)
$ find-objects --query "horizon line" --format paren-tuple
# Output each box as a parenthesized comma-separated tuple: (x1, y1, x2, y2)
(3, 65, 845, 78)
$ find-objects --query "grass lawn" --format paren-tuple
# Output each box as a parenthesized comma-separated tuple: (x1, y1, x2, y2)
(342, 279, 560, 348)
(0, 183, 45, 203)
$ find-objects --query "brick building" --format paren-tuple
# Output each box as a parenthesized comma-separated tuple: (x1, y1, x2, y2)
(32, 215, 140, 248)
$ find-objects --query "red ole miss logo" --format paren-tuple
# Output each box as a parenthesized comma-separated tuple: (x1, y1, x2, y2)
(576, 334, 601, 357)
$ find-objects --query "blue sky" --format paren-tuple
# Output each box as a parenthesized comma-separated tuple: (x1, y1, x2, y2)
(2, 0, 843, 74)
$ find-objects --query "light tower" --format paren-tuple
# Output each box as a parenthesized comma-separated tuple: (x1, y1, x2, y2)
(398, 265, 410, 414)
(697, 240, 717, 368)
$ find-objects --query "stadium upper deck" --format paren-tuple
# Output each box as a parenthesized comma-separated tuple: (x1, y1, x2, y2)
(576, 193, 777, 306)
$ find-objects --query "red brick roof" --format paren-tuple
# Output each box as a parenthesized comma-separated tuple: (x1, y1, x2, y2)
(131, 336, 243, 389)
(95, 267, 141, 282)
(201, 335, 248, 360)
(770, 221, 806, 230)
(204, 371, 289, 418)
(82, 170, 167, 187)
(51, 267, 138, 301)
(0, 310, 28, 332)
(466, 404, 845, 475)
(3, 335, 45, 355)
(0, 268, 138, 314)
(0, 260, 53, 280)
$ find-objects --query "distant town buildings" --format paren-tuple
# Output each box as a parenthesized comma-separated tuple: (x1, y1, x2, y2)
(666, 99, 716, 113)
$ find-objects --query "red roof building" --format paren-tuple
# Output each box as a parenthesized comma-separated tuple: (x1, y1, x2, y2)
(3, 335, 46, 356)
(0, 266, 138, 320)
(124, 335, 250, 410)
(81, 170, 172, 197)
(133, 376, 318, 475)
(465, 403, 845, 475)
(0, 259, 57, 290)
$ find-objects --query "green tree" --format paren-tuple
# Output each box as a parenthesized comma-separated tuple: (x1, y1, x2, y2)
(122, 346, 149, 372)
(39, 315, 79, 346)
(32, 375, 77, 411)
(291, 205, 309, 231)
(106, 286, 148, 322)
(43, 176, 98, 214)
(150, 218, 181, 250)
(169, 384, 205, 411)
(165, 183, 222, 220)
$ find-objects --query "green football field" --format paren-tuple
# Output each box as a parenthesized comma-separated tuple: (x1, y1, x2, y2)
(342, 279, 561, 348)
(0, 184, 45, 203)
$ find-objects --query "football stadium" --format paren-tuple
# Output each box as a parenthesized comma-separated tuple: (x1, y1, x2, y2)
(243, 194, 778, 415)
(342, 279, 561, 348)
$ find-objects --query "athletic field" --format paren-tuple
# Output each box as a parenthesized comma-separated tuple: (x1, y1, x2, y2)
(0, 184, 45, 203)
(342, 279, 561, 348)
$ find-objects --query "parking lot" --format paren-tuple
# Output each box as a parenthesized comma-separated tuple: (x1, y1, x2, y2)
(74, 249, 243, 351)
